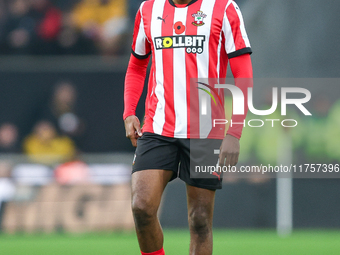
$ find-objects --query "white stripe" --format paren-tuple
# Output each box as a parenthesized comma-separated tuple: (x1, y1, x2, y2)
(216, 30, 223, 78)
(135, 6, 148, 56)
(151, 0, 166, 135)
(197, 0, 217, 138)
(222, 6, 236, 54)
(216, 31, 223, 110)
(173, 7, 188, 137)
(196, 0, 216, 79)
(232, 1, 251, 48)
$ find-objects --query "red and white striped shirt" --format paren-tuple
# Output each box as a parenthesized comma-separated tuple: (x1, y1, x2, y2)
(129, 0, 251, 139)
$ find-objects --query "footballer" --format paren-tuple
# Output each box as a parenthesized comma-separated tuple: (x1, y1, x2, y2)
(123, 0, 253, 254)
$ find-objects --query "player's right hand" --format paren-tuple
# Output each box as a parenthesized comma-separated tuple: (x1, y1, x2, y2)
(124, 115, 142, 147)
(219, 134, 240, 167)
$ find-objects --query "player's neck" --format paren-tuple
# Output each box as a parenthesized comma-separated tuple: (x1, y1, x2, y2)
(172, 0, 192, 5)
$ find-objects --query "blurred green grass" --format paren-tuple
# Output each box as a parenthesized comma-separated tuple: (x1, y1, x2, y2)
(1, 229, 340, 255)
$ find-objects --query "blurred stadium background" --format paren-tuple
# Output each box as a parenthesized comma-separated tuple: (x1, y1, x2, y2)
(0, 0, 339, 254)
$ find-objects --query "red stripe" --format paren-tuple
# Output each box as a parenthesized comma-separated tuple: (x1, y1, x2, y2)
(226, 2, 246, 51)
(140, 0, 156, 133)
(143, 53, 158, 133)
(186, 0, 203, 138)
(218, 36, 227, 132)
(142, 65, 153, 131)
(161, 2, 176, 136)
(207, 0, 229, 139)
(219, 34, 228, 78)
(208, 0, 227, 79)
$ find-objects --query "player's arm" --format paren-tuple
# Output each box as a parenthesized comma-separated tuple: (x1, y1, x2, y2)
(123, 54, 150, 147)
(123, 3, 151, 147)
(227, 53, 253, 139)
(219, 1, 253, 167)
(219, 54, 253, 167)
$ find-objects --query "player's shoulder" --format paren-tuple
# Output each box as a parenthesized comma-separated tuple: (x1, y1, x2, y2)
(211, 0, 235, 12)
(139, 0, 156, 14)
(227, 0, 241, 9)
(216, 0, 243, 16)
(140, 0, 156, 8)
(225, 0, 238, 8)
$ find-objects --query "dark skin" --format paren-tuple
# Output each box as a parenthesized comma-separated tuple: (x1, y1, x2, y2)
(173, 0, 192, 4)
(131, 170, 172, 252)
(131, 169, 216, 255)
(124, 115, 142, 147)
(219, 134, 240, 167)
(186, 184, 216, 255)
(125, 116, 239, 255)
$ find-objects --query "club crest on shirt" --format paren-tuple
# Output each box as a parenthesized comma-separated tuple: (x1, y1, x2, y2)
(192, 11, 207, 26)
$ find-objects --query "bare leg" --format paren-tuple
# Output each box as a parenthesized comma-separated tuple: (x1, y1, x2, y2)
(131, 170, 174, 253)
(186, 184, 216, 255)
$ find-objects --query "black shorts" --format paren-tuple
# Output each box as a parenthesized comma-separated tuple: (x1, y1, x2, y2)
(132, 132, 223, 190)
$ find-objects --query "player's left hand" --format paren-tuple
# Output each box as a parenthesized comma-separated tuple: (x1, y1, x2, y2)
(219, 134, 240, 167)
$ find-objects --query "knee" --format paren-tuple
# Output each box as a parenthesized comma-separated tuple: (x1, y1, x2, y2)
(188, 207, 212, 239)
(131, 196, 158, 228)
